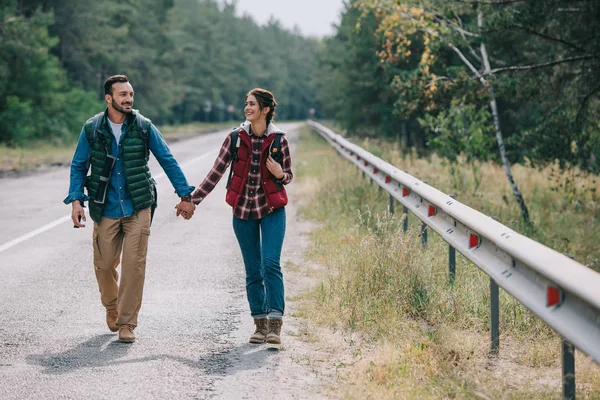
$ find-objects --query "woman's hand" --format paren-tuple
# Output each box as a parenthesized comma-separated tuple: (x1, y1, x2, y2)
(266, 156, 284, 179)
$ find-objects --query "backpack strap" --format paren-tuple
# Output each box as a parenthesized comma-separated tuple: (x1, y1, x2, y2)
(134, 110, 151, 141)
(84, 112, 105, 170)
(230, 127, 241, 161)
(134, 110, 151, 156)
(226, 127, 242, 189)
(269, 132, 284, 163)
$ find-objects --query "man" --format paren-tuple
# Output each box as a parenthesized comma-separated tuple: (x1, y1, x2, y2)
(64, 75, 196, 342)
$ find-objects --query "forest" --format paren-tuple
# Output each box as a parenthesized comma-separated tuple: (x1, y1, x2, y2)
(317, 0, 599, 176)
(0, 0, 321, 145)
(1, 0, 599, 180)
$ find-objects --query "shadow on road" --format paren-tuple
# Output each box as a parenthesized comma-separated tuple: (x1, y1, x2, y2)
(137, 342, 280, 376)
(26, 334, 130, 375)
(26, 335, 278, 376)
(223, 343, 281, 375)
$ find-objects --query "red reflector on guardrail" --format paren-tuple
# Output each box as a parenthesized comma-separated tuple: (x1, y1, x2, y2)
(547, 286, 564, 307)
(385, 176, 391, 183)
(350, 151, 354, 156)
(373, 168, 378, 174)
(428, 205, 436, 217)
(402, 187, 410, 197)
(357, 156, 360, 161)
(469, 233, 480, 249)
(364, 161, 368, 166)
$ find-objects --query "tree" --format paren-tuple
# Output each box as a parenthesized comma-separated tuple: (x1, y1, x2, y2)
(0, 0, 323, 144)
(320, 0, 600, 224)
(0, 1, 100, 145)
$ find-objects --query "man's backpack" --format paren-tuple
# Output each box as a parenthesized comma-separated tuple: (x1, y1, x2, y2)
(226, 128, 284, 188)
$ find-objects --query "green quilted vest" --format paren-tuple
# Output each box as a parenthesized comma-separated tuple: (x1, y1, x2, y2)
(85, 111, 155, 223)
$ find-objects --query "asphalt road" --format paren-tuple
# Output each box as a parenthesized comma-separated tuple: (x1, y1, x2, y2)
(0, 122, 327, 399)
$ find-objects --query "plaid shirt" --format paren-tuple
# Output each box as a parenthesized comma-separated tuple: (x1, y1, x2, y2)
(192, 130, 293, 220)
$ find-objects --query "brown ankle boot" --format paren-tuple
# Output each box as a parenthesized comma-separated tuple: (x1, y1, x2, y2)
(118, 324, 136, 343)
(266, 319, 283, 344)
(249, 318, 268, 343)
(106, 309, 118, 332)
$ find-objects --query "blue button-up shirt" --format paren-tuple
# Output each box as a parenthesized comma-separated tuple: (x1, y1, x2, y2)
(64, 118, 194, 218)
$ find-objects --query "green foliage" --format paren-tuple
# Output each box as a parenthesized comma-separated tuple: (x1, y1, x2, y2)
(0, 96, 34, 144)
(317, 0, 600, 174)
(315, 3, 403, 138)
(0, 1, 101, 145)
(420, 104, 495, 193)
(164, 0, 320, 125)
(421, 104, 495, 164)
(0, 0, 322, 146)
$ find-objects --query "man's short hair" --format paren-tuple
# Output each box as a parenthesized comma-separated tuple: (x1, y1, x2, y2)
(104, 75, 129, 96)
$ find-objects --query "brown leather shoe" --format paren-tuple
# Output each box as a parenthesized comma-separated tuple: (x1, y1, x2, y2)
(266, 319, 283, 344)
(118, 325, 136, 343)
(106, 309, 118, 332)
(249, 318, 268, 344)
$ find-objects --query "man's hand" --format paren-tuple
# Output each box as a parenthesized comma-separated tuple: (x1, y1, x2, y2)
(175, 201, 195, 220)
(72, 201, 86, 228)
(266, 156, 284, 179)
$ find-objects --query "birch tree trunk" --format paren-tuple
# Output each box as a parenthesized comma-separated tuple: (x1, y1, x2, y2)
(478, 13, 532, 226)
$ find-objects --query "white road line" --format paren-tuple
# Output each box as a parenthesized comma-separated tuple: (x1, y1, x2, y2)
(0, 148, 218, 255)
(0, 215, 72, 253)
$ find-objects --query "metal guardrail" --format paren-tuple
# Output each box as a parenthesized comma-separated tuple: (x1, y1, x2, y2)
(308, 120, 600, 399)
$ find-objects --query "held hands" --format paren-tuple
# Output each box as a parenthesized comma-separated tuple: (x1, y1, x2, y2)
(266, 156, 284, 180)
(175, 200, 196, 220)
(71, 201, 86, 228)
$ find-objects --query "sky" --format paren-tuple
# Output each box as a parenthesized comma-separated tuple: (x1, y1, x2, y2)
(223, 0, 346, 38)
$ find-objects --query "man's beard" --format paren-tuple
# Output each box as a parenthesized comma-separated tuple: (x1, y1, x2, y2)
(112, 99, 133, 114)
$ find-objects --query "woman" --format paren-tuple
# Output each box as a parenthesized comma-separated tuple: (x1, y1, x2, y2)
(188, 88, 292, 344)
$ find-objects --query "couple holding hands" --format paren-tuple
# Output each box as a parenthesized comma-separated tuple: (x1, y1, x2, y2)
(65, 75, 292, 344)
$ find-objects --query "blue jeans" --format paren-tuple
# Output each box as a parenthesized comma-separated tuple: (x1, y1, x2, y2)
(233, 207, 286, 319)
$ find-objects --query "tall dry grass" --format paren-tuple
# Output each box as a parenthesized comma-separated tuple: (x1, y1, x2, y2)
(294, 125, 600, 399)
(358, 137, 599, 271)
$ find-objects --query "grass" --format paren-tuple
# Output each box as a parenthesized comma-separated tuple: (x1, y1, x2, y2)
(158, 121, 233, 141)
(317, 121, 599, 271)
(293, 124, 600, 399)
(0, 142, 76, 172)
(0, 121, 233, 173)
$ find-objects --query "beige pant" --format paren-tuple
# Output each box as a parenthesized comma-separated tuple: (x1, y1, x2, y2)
(92, 208, 151, 327)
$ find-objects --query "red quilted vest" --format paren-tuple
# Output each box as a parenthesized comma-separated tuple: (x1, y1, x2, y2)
(225, 130, 288, 211)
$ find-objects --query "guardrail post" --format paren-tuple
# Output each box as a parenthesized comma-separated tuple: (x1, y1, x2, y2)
(563, 340, 576, 400)
(490, 215, 500, 354)
(448, 194, 456, 283)
(421, 181, 428, 247)
(362, 171, 366, 180)
(490, 278, 499, 354)
(563, 253, 576, 400)
(403, 206, 408, 233)
(389, 194, 394, 214)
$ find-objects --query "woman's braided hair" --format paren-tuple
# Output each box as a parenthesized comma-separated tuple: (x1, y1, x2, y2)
(246, 88, 277, 126)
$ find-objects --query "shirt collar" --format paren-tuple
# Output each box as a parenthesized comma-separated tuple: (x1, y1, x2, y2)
(102, 108, 132, 127)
